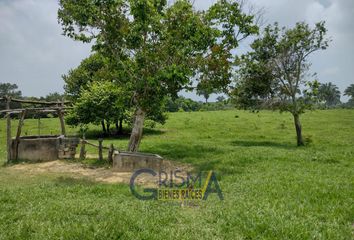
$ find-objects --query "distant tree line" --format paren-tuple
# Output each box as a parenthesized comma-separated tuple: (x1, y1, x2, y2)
(0, 82, 65, 118)
(165, 96, 233, 112)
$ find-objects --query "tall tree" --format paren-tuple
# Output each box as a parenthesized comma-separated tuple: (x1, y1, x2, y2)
(196, 80, 214, 103)
(318, 82, 341, 107)
(58, 0, 258, 152)
(233, 22, 330, 146)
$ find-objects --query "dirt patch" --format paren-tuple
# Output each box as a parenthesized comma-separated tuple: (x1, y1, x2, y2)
(8, 160, 193, 186)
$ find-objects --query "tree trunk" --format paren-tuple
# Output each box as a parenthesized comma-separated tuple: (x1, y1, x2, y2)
(107, 122, 110, 134)
(118, 118, 123, 134)
(115, 120, 119, 134)
(101, 120, 106, 134)
(293, 114, 304, 146)
(128, 107, 146, 152)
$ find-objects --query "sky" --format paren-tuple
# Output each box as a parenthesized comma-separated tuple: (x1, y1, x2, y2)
(0, 0, 353, 102)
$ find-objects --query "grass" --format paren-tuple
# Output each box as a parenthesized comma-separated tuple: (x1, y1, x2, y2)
(0, 109, 353, 239)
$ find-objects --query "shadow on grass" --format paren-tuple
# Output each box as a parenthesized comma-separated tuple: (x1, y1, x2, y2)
(55, 176, 97, 186)
(3, 159, 51, 166)
(144, 142, 224, 162)
(231, 140, 295, 149)
(143, 142, 224, 175)
(84, 128, 166, 140)
(76, 158, 110, 168)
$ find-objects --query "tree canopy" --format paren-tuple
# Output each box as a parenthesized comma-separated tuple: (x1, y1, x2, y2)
(58, 0, 259, 151)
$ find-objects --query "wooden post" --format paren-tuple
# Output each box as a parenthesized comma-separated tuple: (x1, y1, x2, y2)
(58, 110, 66, 136)
(6, 97, 12, 163)
(14, 110, 26, 160)
(37, 115, 41, 137)
(79, 137, 86, 160)
(108, 144, 114, 163)
(98, 139, 103, 161)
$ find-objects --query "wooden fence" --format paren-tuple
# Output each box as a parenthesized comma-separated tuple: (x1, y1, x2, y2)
(79, 138, 116, 163)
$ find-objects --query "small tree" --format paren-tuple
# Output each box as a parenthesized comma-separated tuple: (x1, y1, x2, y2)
(234, 22, 330, 146)
(63, 53, 130, 134)
(66, 81, 126, 135)
(216, 96, 226, 102)
(196, 80, 215, 103)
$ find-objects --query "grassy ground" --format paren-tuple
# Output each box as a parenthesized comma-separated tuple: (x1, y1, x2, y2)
(0, 109, 353, 239)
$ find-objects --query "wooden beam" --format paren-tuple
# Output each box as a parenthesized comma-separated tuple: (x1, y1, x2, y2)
(0, 107, 72, 114)
(82, 140, 110, 150)
(79, 137, 86, 161)
(1, 98, 71, 105)
(98, 139, 103, 161)
(108, 144, 114, 163)
(6, 97, 12, 163)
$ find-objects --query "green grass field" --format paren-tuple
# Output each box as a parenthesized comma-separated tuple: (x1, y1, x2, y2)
(0, 109, 353, 239)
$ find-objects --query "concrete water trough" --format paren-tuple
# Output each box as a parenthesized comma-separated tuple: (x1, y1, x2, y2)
(11, 135, 79, 162)
(112, 151, 163, 172)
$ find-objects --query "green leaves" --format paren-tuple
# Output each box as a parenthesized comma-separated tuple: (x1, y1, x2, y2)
(206, 0, 259, 49)
(63, 53, 109, 100)
(58, 0, 260, 148)
(317, 82, 341, 108)
(66, 81, 126, 126)
(58, 0, 259, 112)
(234, 21, 330, 114)
(344, 84, 354, 98)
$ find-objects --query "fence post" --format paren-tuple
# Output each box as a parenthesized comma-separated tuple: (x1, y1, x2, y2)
(108, 144, 114, 163)
(58, 109, 66, 136)
(14, 110, 26, 160)
(79, 137, 86, 160)
(6, 97, 12, 163)
(98, 139, 103, 161)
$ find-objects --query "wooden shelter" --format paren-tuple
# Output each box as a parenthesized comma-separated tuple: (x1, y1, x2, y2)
(0, 96, 78, 163)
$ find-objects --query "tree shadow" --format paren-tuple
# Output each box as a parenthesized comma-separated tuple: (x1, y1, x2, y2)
(54, 176, 98, 186)
(4, 159, 51, 166)
(230, 140, 295, 149)
(143, 142, 224, 162)
(84, 128, 166, 140)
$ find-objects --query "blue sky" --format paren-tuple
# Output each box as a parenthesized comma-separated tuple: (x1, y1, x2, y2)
(0, 0, 353, 102)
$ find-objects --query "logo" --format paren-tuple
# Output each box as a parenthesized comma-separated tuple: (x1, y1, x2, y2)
(130, 169, 224, 201)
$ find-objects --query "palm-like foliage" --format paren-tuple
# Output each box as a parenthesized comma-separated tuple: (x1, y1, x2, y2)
(318, 82, 341, 107)
(344, 84, 354, 98)
(344, 84, 354, 107)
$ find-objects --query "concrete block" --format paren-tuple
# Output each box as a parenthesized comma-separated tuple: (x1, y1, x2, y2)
(112, 151, 163, 172)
